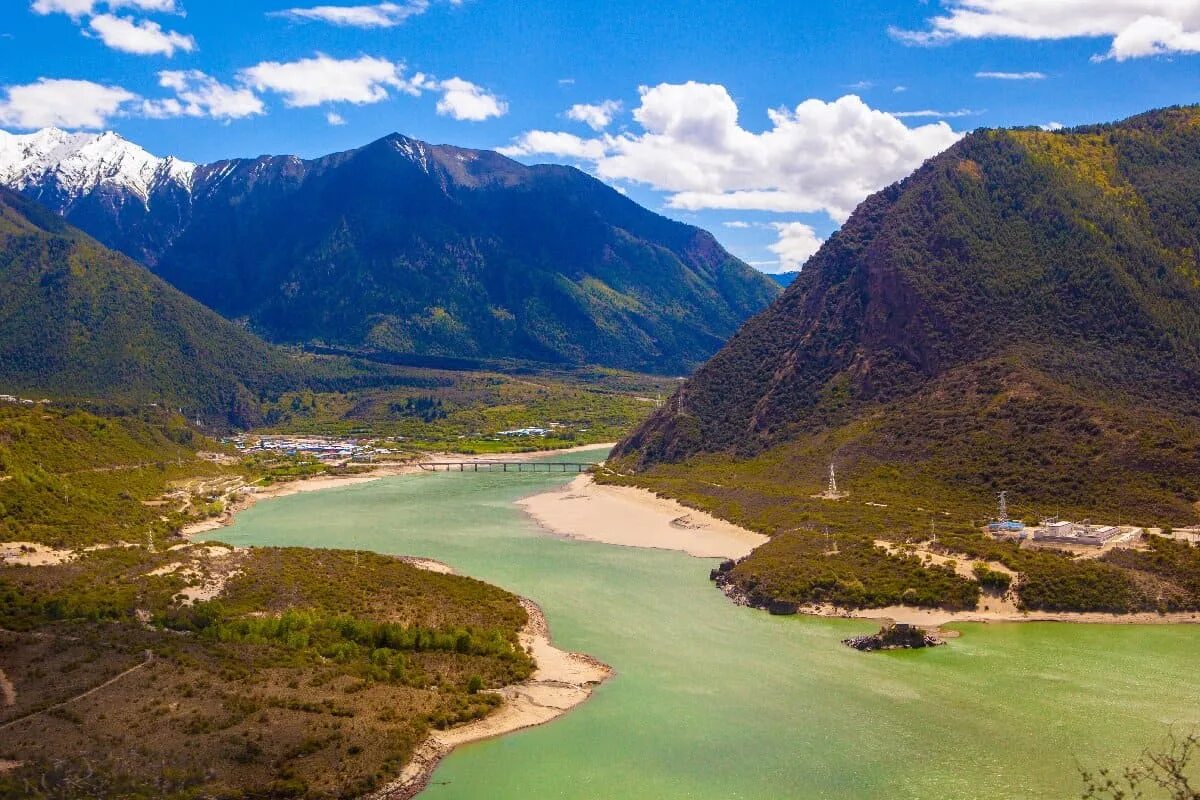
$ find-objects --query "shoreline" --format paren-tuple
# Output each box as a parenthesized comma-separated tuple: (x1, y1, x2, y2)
(518, 478, 1200, 627)
(367, 598, 612, 800)
(173, 443, 614, 800)
(517, 474, 768, 559)
(180, 442, 617, 538)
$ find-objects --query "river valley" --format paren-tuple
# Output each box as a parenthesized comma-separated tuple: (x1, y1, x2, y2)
(204, 449, 1200, 800)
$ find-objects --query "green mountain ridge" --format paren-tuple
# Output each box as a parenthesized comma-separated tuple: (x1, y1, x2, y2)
(6, 131, 781, 374)
(610, 105, 1200, 614)
(0, 186, 304, 426)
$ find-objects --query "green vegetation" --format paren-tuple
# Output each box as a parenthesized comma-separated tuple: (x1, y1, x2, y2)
(0, 397, 559, 798)
(125, 134, 780, 374)
(0, 186, 308, 428)
(0, 547, 532, 799)
(258, 366, 674, 451)
(611, 106, 1200, 615)
(0, 402, 228, 548)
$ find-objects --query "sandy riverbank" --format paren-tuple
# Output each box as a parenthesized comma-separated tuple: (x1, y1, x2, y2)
(519, 478, 1200, 628)
(517, 474, 768, 559)
(368, 598, 612, 800)
(181, 442, 616, 539)
(180, 464, 422, 537)
(172, 446, 614, 799)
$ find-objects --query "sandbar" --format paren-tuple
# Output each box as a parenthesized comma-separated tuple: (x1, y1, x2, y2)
(518, 474, 768, 559)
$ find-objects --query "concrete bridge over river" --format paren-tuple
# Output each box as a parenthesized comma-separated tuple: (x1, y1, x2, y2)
(417, 460, 597, 473)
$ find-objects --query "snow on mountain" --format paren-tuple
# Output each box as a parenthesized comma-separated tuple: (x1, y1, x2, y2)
(0, 127, 196, 207)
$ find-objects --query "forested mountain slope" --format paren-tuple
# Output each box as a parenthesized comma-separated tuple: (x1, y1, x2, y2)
(610, 106, 1200, 615)
(0, 186, 301, 425)
(1, 130, 780, 373)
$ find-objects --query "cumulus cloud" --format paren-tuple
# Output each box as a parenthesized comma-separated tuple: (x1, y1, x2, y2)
(87, 14, 195, 55)
(235, 55, 505, 120)
(326, 110, 347, 125)
(431, 77, 507, 121)
(498, 130, 604, 160)
(1040, 121, 1065, 131)
(142, 70, 264, 119)
(271, 1, 431, 28)
(0, 77, 135, 128)
(502, 83, 961, 223)
(768, 222, 824, 272)
(566, 100, 622, 130)
(893, 0, 1200, 61)
(975, 70, 1046, 79)
(239, 54, 415, 107)
(31, 0, 178, 16)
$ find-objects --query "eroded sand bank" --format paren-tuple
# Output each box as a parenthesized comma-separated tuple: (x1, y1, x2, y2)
(517, 474, 768, 559)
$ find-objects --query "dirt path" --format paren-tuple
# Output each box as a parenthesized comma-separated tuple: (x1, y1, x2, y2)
(0, 651, 152, 733)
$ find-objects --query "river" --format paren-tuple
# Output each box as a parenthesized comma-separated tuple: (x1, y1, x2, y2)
(205, 449, 1200, 799)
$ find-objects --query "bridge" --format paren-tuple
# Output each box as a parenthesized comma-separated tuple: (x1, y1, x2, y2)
(417, 460, 598, 473)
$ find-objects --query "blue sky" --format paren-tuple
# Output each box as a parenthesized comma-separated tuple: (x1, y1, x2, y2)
(2, 0, 1198, 271)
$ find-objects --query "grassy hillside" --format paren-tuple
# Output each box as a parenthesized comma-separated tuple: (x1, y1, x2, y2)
(0, 402, 539, 798)
(258, 366, 675, 452)
(0, 186, 312, 427)
(610, 106, 1200, 615)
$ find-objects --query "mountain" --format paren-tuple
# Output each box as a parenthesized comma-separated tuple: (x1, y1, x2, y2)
(0, 185, 301, 425)
(767, 271, 799, 287)
(0, 129, 780, 374)
(610, 106, 1200, 614)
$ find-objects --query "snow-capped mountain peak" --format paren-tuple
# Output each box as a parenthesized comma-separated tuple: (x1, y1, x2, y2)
(0, 127, 196, 206)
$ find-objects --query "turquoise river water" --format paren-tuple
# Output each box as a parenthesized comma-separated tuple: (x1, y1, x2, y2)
(206, 449, 1199, 799)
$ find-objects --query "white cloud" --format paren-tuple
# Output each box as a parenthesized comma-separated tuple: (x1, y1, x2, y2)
(767, 222, 824, 273)
(271, 1, 431, 28)
(31, 0, 178, 17)
(723, 220, 751, 229)
(326, 110, 346, 125)
(142, 70, 264, 119)
(975, 70, 1046, 79)
(892, 108, 980, 118)
(502, 84, 962, 223)
(432, 77, 507, 121)
(238, 54, 413, 107)
(893, 0, 1200, 61)
(566, 99, 622, 131)
(30, 0, 95, 15)
(87, 14, 194, 55)
(1040, 121, 1064, 131)
(498, 130, 605, 159)
(235, 55, 504, 121)
(0, 77, 135, 128)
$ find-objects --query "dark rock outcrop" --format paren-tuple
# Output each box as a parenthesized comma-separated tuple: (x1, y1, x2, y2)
(842, 623, 944, 651)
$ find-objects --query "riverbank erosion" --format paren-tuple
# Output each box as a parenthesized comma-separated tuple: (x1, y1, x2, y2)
(517, 475, 768, 559)
(369, 598, 612, 800)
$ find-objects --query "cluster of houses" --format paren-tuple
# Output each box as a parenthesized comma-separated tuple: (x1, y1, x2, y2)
(0, 394, 48, 406)
(225, 435, 380, 464)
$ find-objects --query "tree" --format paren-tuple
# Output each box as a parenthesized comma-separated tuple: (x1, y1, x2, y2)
(1081, 731, 1198, 799)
